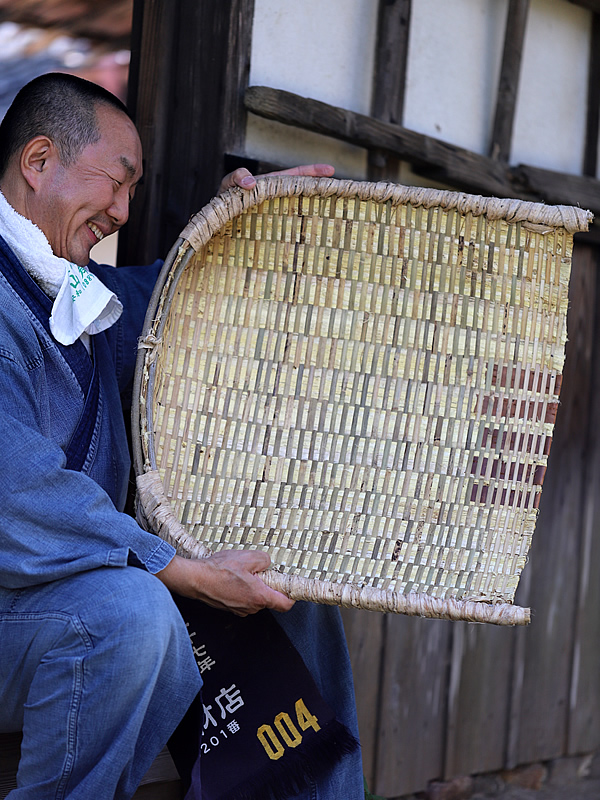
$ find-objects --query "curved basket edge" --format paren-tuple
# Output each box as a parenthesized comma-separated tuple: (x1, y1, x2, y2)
(261, 570, 530, 626)
(179, 176, 593, 252)
(136, 471, 530, 626)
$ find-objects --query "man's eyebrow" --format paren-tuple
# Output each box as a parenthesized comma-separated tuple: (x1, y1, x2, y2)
(119, 156, 138, 178)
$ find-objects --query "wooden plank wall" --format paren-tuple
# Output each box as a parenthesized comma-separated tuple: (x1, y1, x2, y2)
(123, 1, 600, 797)
(569, 246, 600, 755)
(343, 242, 600, 797)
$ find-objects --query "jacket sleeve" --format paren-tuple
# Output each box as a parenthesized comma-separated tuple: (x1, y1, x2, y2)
(0, 343, 176, 589)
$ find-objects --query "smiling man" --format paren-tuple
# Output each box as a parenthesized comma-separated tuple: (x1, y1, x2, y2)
(1, 103, 142, 266)
(0, 73, 364, 800)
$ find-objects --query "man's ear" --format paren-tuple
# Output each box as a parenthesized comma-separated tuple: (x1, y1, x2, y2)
(19, 136, 59, 191)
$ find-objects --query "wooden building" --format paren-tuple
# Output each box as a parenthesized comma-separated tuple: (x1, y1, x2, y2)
(121, 3, 600, 794)
(2, 1, 600, 798)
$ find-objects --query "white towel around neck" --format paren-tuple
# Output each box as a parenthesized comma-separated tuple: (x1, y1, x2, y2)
(0, 189, 122, 346)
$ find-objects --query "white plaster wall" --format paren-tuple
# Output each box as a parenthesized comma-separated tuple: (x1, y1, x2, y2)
(512, 0, 590, 175)
(246, 0, 593, 181)
(246, 0, 378, 178)
(91, 232, 118, 266)
(404, 0, 507, 155)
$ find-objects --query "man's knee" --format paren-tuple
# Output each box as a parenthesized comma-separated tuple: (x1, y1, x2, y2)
(100, 568, 187, 648)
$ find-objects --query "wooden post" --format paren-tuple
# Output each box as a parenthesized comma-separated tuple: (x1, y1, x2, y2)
(119, 0, 255, 266)
(344, 2, 413, 788)
(583, 13, 600, 176)
(488, 0, 530, 163)
(367, 0, 411, 182)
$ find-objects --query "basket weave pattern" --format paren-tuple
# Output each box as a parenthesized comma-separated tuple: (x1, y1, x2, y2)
(135, 177, 592, 625)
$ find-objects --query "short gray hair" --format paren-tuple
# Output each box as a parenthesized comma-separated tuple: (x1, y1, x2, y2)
(0, 72, 132, 177)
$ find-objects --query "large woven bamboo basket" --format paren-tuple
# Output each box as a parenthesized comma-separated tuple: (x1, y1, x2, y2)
(133, 176, 592, 626)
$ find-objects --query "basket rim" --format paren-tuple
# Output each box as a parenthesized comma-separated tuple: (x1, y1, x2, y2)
(180, 176, 592, 253)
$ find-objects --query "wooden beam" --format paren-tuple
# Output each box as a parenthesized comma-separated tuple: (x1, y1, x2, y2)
(514, 164, 600, 212)
(120, 0, 255, 266)
(583, 13, 600, 176)
(489, 0, 530, 162)
(568, 0, 600, 14)
(245, 85, 514, 198)
(368, 0, 412, 181)
(245, 85, 600, 218)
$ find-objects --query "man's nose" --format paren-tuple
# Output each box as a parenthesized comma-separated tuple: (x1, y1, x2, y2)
(108, 187, 130, 227)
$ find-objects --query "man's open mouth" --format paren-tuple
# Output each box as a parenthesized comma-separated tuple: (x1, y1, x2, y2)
(87, 221, 104, 241)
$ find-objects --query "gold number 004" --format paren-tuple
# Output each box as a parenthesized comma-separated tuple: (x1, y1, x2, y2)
(257, 699, 321, 760)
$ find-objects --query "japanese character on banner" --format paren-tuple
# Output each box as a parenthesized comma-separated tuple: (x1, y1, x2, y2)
(215, 685, 244, 719)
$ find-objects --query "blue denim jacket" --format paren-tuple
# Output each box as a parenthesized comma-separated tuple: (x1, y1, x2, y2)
(0, 235, 176, 588)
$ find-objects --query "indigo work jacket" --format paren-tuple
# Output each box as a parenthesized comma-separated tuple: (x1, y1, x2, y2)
(0, 235, 176, 588)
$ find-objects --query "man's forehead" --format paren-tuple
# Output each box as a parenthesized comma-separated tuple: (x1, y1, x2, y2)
(94, 106, 143, 178)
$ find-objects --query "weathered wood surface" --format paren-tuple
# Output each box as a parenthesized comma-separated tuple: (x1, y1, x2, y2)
(513, 166, 600, 216)
(508, 245, 596, 766)
(245, 85, 515, 200)
(567, 246, 600, 755)
(120, 0, 255, 266)
(122, 0, 176, 266)
(489, 0, 530, 162)
(376, 615, 451, 796)
(340, 607, 385, 789)
(444, 621, 514, 778)
(367, 0, 412, 183)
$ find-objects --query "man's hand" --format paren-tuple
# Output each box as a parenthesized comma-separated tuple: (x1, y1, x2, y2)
(218, 163, 335, 194)
(156, 550, 294, 616)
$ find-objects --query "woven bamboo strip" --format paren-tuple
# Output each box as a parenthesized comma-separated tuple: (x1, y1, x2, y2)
(134, 177, 592, 626)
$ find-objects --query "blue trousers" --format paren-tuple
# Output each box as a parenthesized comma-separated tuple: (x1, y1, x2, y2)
(0, 568, 364, 799)
(0, 567, 201, 799)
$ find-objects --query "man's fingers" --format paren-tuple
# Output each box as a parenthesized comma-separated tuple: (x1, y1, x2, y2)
(263, 163, 335, 178)
(158, 551, 294, 615)
(217, 167, 255, 194)
(208, 549, 295, 613)
(262, 584, 295, 613)
(219, 163, 336, 194)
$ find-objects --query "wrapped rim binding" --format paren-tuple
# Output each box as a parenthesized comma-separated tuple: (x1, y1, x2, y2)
(132, 176, 593, 626)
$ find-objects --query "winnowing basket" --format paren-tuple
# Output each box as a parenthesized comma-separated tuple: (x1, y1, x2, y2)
(132, 176, 592, 626)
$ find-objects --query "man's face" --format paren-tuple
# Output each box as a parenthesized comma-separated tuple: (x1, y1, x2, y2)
(35, 105, 143, 266)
